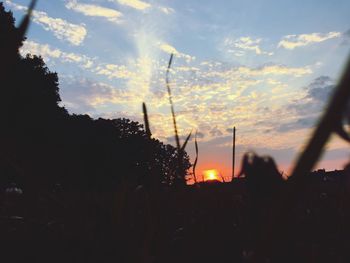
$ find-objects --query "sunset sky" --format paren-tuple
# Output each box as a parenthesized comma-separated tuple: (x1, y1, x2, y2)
(5, 0, 350, 180)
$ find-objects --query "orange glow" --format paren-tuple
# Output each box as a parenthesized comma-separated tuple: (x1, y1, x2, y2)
(203, 169, 220, 182)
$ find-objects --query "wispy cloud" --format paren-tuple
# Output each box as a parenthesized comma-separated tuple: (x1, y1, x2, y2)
(5, 0, 87, 45)
(21, 39, 314, 136)
(19, 37, 315, 154)
(203, 64, 312, 79)
(60, 76, 139, 114)
(224, 36, 273, 56)
(278, 31, 341, 49)
(344, 29, 350, 38)
(66, 0, 123, 23)
(275, 76, 336, 134)
(158, 6, 175, 14)
(158, 42, 195, 62)
(95, 64, 134, 79)
(114, 0, 151, 10)
(237, 64, 312, 77)
(21, 40, 93, 68)
(20, 40, 160, 95)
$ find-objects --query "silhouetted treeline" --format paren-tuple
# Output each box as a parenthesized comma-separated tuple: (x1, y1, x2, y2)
(0, 3, 192, 262)
(3, 3, 350, 263)
(0, 2, 190, 194)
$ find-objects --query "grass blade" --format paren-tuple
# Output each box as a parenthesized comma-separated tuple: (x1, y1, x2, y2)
(219, 173, 226, 183)
(18, 0, 38, 40)
(142, 102, 152, 138)
(290, 53, 350, 179)
(335, 123, 350, 143)
(166, 53, 181, 151)
(180, 129, 192, 152)
(192, 131, 199, 184)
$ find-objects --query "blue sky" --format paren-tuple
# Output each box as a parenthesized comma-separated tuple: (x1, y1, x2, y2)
(5, 0, 350, 180)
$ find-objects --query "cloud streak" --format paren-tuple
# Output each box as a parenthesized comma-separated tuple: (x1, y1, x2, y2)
(66, 0, 123, 23)
(224, 36, 273, 56)
(114, 0, 151, 10)
(20, 40, 93, 68)
(60, 76, 139, 114)
(278, 31, 341, 49)
(5, 0, 87, 45)
(18, 39, 317, 155)
(158, 6, 175, 15)
(158, 42, 195, 62)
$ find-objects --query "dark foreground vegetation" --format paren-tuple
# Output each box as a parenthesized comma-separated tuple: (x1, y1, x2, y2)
(1, 2, 350, 263)
(2, 166, 350, 263)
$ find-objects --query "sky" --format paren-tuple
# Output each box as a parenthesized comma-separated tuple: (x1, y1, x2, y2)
(4, 0, 350, 181)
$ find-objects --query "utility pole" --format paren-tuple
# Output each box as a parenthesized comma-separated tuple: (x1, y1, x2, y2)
(232, 127, 236, 181)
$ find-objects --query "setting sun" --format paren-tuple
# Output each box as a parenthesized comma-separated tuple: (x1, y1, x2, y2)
(203, 169, 221, 182)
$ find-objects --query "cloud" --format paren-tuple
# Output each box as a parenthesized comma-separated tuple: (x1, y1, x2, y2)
(237, 64, 312, 77)
(278, 76, 335, 132)
(278, 31, 341, 49)
(276, 116, 316, 132)
(19, 38, 317, 153)
(66, 0, 123, 23)
(114, 0, 151, 10)
(59, 76, 139, 114)
(224, 36, 273, 56)
(203, 64, 312, 79)
(158, 6, 175, 14)
(158, 42, 195, 62)
(340, 29, 350, 45)
(20, 41, 162, 102)
(121, 59, 314, 145)
(5, 0, 87, 45)
(95, 64, 134, 79)
(344, 29, 350, 38)
(196, 132, 205, 139)
(306, 76, 335, 102)
(20, 41, 156, 88)
(209, 126, 223, 137)
(20, 40, 93, 68)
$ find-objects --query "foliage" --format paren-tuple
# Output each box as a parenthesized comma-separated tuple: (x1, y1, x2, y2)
(0, 2, 191, 192)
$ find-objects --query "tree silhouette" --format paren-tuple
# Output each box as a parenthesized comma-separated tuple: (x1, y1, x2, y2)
(0, 2, 24, 54)
(0, 2, 190, 192)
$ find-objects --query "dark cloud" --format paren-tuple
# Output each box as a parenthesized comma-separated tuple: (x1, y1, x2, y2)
(196, 131, 205, 138)
(209, 126, 223, 137)
(167, 130, 205, 144)
(344, 29, 350, 38)
(206, 135, 232, 145)
(306, 76, 334, 102)
(276, 116, 316, 132)
(254, 119, 277, 127)
(258, 106, 270, 113)
(340, 29, 350, 45)
(278, 76, 335, 133)
(288, 76, 334, 114)
(59, 76, 125, 115)
(226, 127, 240, 134)
(59, 77, 109, 114)
(226, 128, 233, 133)
(166, 129, 213, 144)
(209, 105, 227, 112)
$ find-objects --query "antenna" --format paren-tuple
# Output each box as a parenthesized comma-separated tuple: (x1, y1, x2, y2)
(232, 127, 236, 180)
